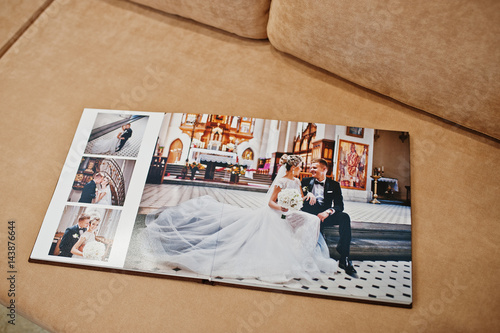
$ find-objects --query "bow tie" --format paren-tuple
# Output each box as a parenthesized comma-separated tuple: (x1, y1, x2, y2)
(314, 180, 325, 186)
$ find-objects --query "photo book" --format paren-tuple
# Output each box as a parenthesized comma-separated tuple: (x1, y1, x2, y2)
(30, 108, 413, 307)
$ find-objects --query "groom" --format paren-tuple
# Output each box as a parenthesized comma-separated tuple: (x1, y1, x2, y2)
(301, 158, 357, 276)
(58, 213, 91, 257)
(116, 123, 133, 152)
(78, 172, 103, 203)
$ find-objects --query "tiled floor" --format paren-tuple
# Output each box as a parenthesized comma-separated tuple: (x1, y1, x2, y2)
(218, 260, 412, 305)
(84, 116, 149, 158)
(126, 231, 412, 305)
(139, 183, 411, 225)
(346, 201, 411, 225)
(139, 183, 266, 213)
(126, 186, 413, 306)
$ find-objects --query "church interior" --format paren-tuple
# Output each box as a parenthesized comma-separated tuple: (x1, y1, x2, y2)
(148, 113, 411, 205)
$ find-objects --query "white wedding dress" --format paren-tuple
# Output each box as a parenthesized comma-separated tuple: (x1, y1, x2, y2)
(81, 231, 96, 244)
(90, 136, 120, 154)
(145, 173, 337, 283)
(95, 186, 112, 206)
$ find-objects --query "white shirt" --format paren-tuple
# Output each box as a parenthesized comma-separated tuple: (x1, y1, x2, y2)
(311, 178, 335, 214)
(312, 179, 325, 205)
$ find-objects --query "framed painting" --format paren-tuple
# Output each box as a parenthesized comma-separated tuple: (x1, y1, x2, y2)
(346, 126, 364, 138)
(336, 139, 369, 190)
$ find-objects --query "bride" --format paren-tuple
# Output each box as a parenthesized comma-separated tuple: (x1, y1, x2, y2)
(90, 125, 125, 154)
(71, 216, 106, 259)
(145, 154, 337, 283)
(94, 176, 112, 206)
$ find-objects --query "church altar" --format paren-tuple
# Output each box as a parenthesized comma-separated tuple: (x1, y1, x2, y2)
(378, 177, 399, 192)
(190, 148, 252, 180)
(192, 148, 238, 165)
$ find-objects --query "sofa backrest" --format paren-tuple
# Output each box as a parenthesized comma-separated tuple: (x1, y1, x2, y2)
(127, 0, 500, 140)
(267, 0, 500, 139)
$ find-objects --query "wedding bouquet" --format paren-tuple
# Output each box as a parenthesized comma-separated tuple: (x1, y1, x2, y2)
(277, 189, 303, 219)
(82, 241, 106, 260)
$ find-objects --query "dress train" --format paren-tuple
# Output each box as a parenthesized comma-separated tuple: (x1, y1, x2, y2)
(144, 195, 337, 283)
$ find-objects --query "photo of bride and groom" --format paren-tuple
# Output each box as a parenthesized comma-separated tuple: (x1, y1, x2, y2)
(84, 113, 149, 158)
(128, 155, 356, 284)
(68, 157, 136, 207)
(78, 172, 112, 205)
(90, 123, 133, 155)
(123, 114, 412, 305)
(50, 207, 120, 261)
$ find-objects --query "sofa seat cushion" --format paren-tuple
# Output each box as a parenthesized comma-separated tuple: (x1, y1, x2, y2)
(128, 0, 270, 39)
(267, 0, 500, 139)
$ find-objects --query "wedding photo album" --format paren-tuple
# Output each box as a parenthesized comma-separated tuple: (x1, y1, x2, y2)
(30, 108, 412, 307)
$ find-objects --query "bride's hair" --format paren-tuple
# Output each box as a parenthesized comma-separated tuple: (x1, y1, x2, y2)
(86, 210, 101, 220)
(279, 154, 303, 171)
(101, 176, 111, 187)
(90, 216, 101, 223)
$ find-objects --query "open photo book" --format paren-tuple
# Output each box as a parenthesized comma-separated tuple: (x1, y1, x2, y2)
(30, 108, 413, 307)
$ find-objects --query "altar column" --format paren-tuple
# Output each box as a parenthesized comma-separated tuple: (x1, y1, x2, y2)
(252, 118, 265, 150)
(276, 121, 289, 152)
(285, 121, 298, 152)
(257, 119, 272, 159)
(161, 113, 183, 146)
(158, 113, 171, 147)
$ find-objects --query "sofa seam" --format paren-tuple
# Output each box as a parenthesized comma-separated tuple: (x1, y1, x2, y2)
(0, 0, 55, 59)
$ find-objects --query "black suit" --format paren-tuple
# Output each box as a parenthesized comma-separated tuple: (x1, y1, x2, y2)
(79, 180, 96, 203)
(58, 224, 86, 257)
(301, 177, 352, 258)
(117, 128, 133, 151)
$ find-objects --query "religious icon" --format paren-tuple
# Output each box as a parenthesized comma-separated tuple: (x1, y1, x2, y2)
(336, 140, 369, 190)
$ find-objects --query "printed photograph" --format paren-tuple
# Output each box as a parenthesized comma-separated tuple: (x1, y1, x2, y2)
(68, 157, 136, 206)
(124, 113, 412, 306)
(49, 205, 121, 261)
(84, 113, 149, 157)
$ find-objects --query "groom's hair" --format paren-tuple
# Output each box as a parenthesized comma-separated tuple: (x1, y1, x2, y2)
(312, 158, 328, 169)
(78, 213, 91, 221)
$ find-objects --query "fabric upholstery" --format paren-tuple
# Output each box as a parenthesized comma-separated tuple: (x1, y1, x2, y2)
(0, 0, 49, 51)
(128, 0, 270, 39)
(267, 0, 500, 139)
(1, 0, 499, 332)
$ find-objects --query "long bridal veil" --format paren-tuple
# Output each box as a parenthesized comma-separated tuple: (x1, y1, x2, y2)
(263, 163, 287, 206)
(91, 136, 120, 154)
(141, 163, 337, 283)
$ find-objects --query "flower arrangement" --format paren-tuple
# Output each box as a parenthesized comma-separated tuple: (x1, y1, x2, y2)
(229, 164, 246, 175)
(82, 241, 106, 260)
(189, 162, 205, 170)
(277, 188, 303, 219)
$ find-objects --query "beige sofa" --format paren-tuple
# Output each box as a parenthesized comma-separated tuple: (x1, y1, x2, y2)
(1, 0, 498, 332)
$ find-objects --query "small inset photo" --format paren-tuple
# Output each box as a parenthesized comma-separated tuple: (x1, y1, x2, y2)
(49, 205, 121, 261)
(84, 113, 149, 157)
(68, 157, 135, 206)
